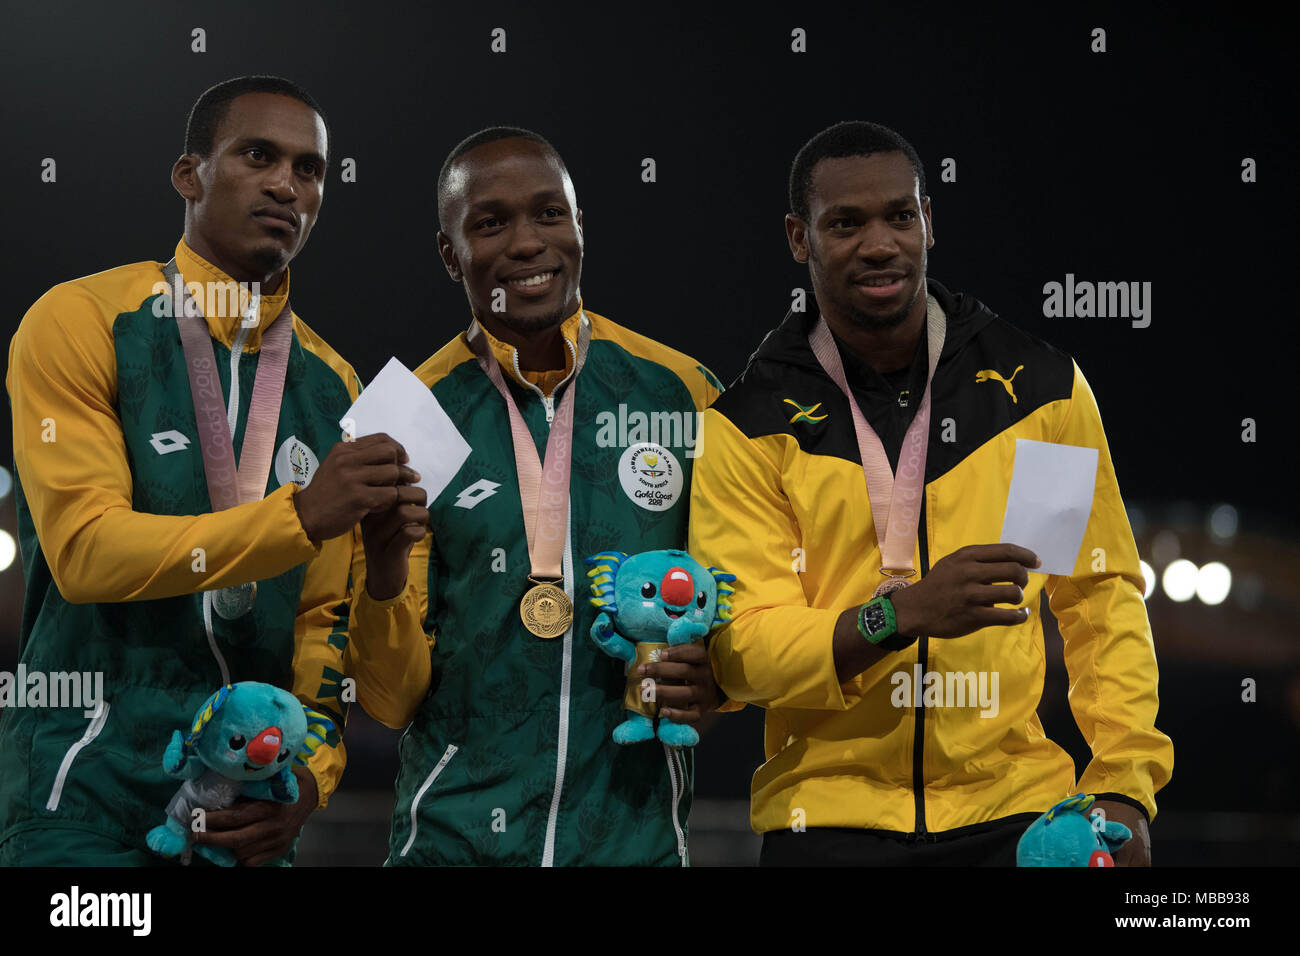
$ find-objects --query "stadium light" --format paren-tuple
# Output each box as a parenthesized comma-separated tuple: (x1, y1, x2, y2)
(1138, 560, 1156, 600)
(1161, 559, 1198, 602)
(1196, 562, 1232, 606)
(0, 530, 16, 572)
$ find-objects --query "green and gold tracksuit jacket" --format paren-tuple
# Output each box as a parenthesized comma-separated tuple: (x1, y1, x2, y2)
(0, 238, 394, 858)
(688, 279, 1174, 839)
(346, 306, 724, 865)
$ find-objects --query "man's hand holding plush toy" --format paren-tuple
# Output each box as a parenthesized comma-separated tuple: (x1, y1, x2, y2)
(195, 767, 318, 867)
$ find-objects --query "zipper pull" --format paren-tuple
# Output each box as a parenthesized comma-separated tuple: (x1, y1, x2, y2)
(543, 395, 555, 423)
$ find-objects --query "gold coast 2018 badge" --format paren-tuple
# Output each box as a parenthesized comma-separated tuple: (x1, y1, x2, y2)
(274, 435, 319, 489)
(618, 442, 682, 512)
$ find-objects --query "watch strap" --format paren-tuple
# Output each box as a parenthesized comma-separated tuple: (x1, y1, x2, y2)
(857, 597, 917, 652)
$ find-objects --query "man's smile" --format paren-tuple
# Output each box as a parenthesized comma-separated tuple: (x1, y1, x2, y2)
(503, 265, 560, 296)
(852, 270, 906, 299)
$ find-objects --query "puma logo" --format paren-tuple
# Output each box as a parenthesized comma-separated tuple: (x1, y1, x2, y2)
(975, 366, 1024, 404)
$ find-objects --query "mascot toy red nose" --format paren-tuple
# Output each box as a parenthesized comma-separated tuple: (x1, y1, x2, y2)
(246, 728, 283, 766)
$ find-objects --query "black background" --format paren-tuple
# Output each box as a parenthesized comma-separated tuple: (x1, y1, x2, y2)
(2, 0, 1294, 523)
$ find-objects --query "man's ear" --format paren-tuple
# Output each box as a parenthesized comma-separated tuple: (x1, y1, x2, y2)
(436, 231, 461, 282)
(785, 213, 809, 263)
(172, 154, 202, 202)
(922, 196, 935, 250)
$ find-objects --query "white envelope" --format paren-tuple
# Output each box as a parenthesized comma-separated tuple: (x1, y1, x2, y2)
(999, 439, 1099, 576)
(340, 357, 471, 503)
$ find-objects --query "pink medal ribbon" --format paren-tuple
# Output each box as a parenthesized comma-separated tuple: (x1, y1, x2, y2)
(808, 295, 947, 596)
(163, 259, 294, 618)
(465, 314, 593, 638)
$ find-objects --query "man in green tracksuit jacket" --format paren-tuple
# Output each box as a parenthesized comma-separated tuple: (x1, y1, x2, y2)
(346, 128, 734, 865)
(1, 76, 423, 865)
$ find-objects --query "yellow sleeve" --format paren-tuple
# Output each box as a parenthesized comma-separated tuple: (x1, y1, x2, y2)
(689, 408, 852, 711)
(343, 529, 434, 730)
(290, 522, 357, 808)
(690, 365, 723, 412)
(1047, 362, 1174, 821)
(6, 282, 319, 604)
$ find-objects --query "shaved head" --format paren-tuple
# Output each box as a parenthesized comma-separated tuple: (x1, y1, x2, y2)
(437, 126, 568, 232)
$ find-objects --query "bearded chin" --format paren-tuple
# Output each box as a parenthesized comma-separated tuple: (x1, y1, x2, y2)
(500, 304, 570, 334)
(844, 278, 923, 331)
(249, 243, 288, 274)
(846, 299, 911, 331)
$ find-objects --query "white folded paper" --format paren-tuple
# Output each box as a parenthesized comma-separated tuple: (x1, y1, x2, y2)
(999, 438, 1099, 576)
(340, 357, 471, 502)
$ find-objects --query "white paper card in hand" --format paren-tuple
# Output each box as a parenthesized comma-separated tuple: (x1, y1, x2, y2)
(340, 357, 471, 502)
(999, 438, 1099, 576)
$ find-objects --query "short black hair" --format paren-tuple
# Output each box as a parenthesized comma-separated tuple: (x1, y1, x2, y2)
(788, 121, 926, 221)
(436, 126, 564, 232)
(185, 75, 329, 161)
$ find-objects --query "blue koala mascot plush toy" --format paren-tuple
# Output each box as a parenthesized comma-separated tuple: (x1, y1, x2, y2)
(145, 681, 334, 866)
(585, 548, 736, 748)
(1017, 793, 1133, 867)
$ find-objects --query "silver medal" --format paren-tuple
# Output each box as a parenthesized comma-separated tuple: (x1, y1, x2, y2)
(212, 581, 257, 620)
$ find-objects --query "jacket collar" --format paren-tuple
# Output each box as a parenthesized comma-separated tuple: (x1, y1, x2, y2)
(473, 303, 583, 397)
(174, 237, 292, 352)
(740, 278, 997, 382)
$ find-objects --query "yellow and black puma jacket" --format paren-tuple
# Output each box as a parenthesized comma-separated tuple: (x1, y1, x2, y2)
(688, 278, 1173, 839)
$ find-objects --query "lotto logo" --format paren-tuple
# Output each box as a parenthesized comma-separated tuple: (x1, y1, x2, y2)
(454, 478, 501, 509)
(149, 430, 191, 455)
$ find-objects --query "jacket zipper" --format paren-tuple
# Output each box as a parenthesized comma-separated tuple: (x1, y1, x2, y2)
(663, 744, 687, 864)
(46, 700, 112, 811)
(400, 743, 459, 858)
(540, 504, 575, 866)
(513, 334, 580, 866)
(911, 493, 932, 841)
(510, 337, 578, 423)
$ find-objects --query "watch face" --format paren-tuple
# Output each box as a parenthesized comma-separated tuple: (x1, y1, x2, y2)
(862, 603, 889, 636)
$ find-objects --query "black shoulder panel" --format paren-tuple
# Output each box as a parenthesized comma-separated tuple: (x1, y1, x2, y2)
(711, 357, 863, 463)
(924, 318, 1076, 481)
(710, 317, 1076, 481)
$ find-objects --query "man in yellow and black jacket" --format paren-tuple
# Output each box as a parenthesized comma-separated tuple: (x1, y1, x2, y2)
(689, 121, 1173, 866)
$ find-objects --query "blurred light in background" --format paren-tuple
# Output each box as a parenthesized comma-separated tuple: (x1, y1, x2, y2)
(0, 530, 15, 573)
(1235, 572, 1263, 611)
(1151, 530, 1180, 567)
(1162, 559, 1198, 602)
(0, 465, 10, 500)
(1196, 562, 1232, 606)
(1207, 503, 1239, 543)
(1139, 560, 1156, 600)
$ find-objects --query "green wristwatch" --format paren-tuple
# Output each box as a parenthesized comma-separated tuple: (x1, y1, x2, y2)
(857, 596, 917, 652)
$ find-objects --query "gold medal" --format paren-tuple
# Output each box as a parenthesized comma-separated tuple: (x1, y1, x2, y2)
(520, 581, 573, 639)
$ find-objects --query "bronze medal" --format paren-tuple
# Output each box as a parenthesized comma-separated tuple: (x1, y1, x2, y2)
(520, 581, 573, 639)
(873, 576, 912, 598)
